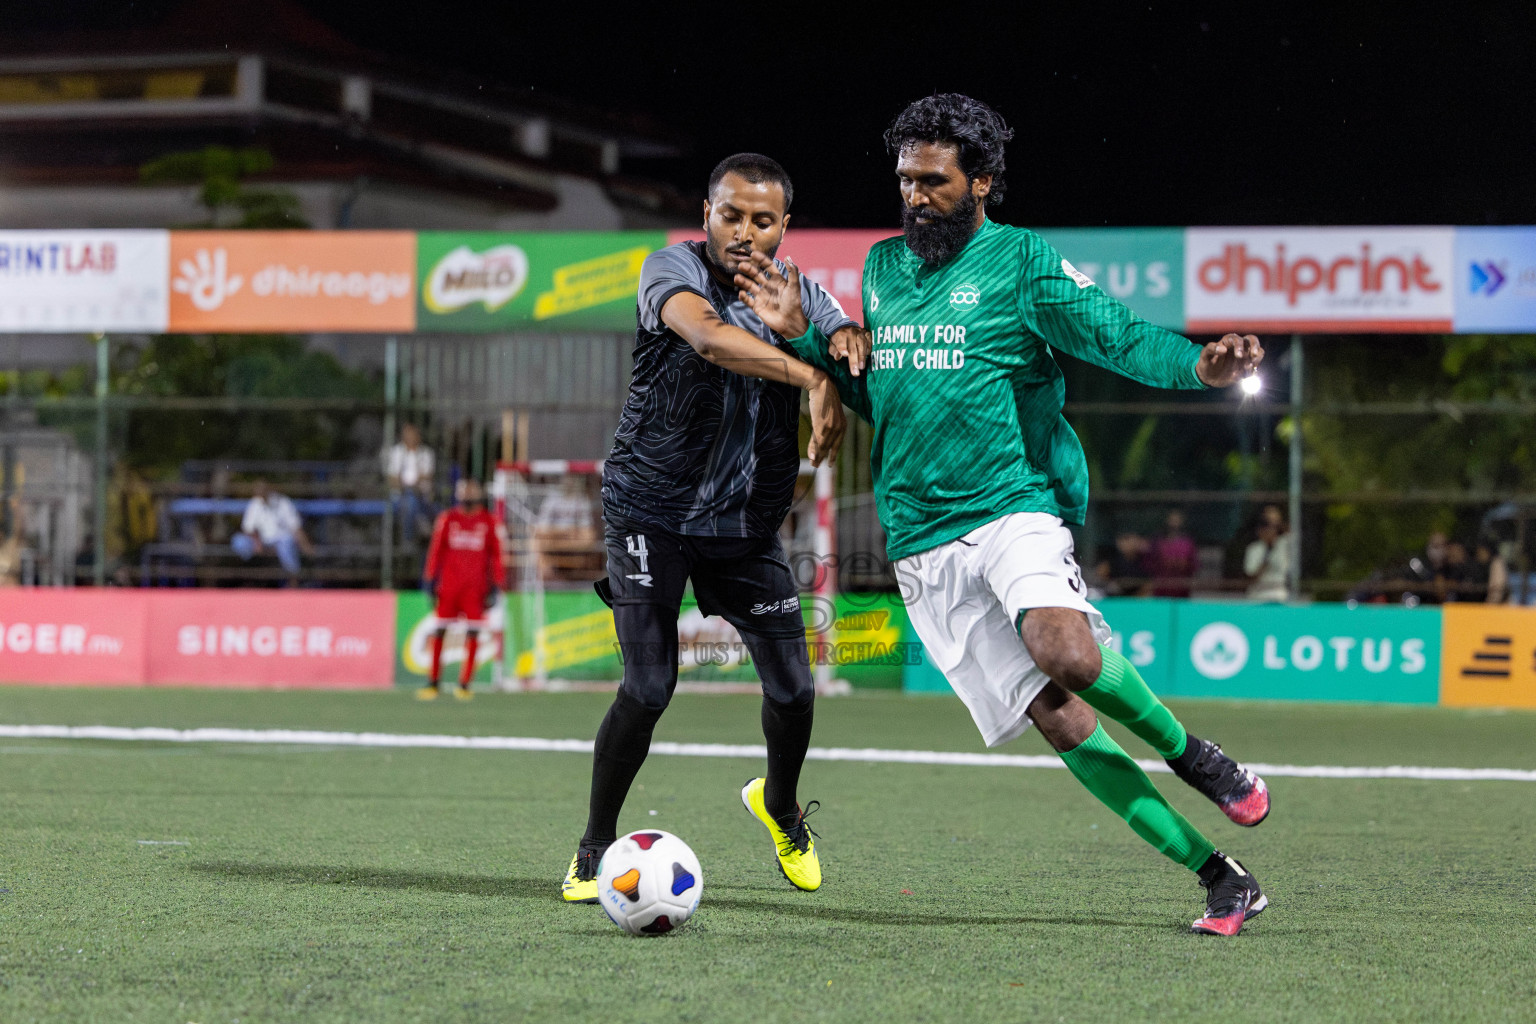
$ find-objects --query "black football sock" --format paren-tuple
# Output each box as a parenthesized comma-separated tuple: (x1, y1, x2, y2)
(761, 696, 814, 825)
(581, 688, 664, 850)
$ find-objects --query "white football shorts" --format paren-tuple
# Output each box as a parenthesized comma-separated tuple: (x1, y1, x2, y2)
(895, 512, 1110, 747)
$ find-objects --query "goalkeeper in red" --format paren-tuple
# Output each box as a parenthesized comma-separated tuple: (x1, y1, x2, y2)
(738, 94, 1271, 936)
(419, 478, 505, 700)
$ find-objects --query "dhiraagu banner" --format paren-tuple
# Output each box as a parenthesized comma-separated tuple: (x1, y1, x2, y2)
(416, 231, 667, 331)
(1035, 228, 1184, 330)
(1171, 601, 1440, 703)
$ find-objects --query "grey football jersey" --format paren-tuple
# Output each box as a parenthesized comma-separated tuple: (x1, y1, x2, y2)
(602, 241, 855, 537)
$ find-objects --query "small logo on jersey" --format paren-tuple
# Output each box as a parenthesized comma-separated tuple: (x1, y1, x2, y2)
(949, 284, 981, 311)
(869, 290, 879, 312)
(1061, 259, 1095, 289)
(750, 596, 799, 615)
(626, 573, 654, 588)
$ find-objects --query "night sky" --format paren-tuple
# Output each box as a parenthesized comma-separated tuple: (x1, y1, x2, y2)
(13, 2, 1536, 230)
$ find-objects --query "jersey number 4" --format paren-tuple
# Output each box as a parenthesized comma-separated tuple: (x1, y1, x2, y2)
(625, 535, 653, 588)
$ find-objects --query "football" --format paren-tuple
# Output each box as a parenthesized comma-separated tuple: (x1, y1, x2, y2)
(596, 829, 704, 936)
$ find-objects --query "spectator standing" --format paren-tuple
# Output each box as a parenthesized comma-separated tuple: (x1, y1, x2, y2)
(1147, 509, 1198, 597)
(232, 479, 312, 586)
(386, 423, 436, 545)
(1244, 505, 1292, 603)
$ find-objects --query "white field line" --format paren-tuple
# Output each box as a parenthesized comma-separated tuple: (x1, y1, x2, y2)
(1, 724, 1533, 783)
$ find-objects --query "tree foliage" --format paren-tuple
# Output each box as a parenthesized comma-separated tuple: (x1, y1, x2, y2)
(139, 145, 309, 228)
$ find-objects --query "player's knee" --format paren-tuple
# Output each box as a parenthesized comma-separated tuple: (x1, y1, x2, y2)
(619, 660, 677, 712)
(1033, 637, 1102, 691)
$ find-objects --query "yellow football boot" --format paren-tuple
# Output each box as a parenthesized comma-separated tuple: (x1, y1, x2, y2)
(740, 777, 821, 891)
(414, 686, 440, 701)
(561, 848, 600, 904)
(453, 686, 474, 701)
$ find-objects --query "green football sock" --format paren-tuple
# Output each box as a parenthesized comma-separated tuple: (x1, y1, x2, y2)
(1057, 723, 1214, 872)
(1079, 645, 1188, 760)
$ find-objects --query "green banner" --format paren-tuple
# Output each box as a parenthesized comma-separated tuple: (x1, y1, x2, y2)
(416, 231, 667, 332)
(1171, 602, 1440, 703)
(1035, 229, 1184, 330)
(394, 590, 502, 686)
(504, 590, 910, 688)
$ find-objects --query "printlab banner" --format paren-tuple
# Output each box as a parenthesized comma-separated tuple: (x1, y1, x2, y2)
(0, 230, 169, 331)
(1185, 227, 1455, 333)
(417, 231, 667, 332)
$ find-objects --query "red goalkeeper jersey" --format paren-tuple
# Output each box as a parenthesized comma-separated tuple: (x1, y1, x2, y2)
(425, 507, 506, 594)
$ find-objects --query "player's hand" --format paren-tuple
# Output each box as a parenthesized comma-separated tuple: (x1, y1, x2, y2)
(829, 326, 871, 377)
(422, 576, 437, 599)
(482, 588, 498, 611)
(807, 374, 846, 467)
(734, 252, 810, 339)
(1196, 333, 1264, 388)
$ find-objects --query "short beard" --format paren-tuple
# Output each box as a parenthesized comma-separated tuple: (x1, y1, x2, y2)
(705, 236, 778, 278)
(901, 191, 980, 265)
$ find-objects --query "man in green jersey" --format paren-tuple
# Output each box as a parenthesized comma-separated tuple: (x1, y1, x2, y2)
(737, 94, 1270, 936)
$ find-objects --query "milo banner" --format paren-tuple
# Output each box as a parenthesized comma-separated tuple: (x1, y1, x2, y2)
(394, 590, 502, 686)
(416, 231, 667, 332)
(503, 591, 914, 688)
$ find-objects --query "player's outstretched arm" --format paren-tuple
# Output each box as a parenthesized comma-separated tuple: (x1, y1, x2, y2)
(659, 290, 846, 466)
(1195, 334, 1264, 387)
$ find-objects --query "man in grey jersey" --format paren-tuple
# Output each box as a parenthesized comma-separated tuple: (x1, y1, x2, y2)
(562, 153, 868, 903)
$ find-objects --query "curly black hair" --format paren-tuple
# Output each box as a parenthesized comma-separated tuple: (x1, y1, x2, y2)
(883, 94, 1014, 206)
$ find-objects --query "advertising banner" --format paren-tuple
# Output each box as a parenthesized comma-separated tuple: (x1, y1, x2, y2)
(417, 231, 667, 332)
(1038, 229, 1184, 330)
(1451, 227, 1536, 332)
(167, 231, 416, 332)
(1184, 227, 1454, 333)
(507, 590, 911, 687)
(0, 589, 147, 686)
(394, 590, 501, 686)
(0, 230, 169, 331)
(1439, 605, 1536, 708)
(1173, 601, 1439, 702)
(145, 591, 395, 688)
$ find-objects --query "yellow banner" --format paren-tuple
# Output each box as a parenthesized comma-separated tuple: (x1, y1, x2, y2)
(1440, 605, 1536, 708)
(532, 247, 649, 321)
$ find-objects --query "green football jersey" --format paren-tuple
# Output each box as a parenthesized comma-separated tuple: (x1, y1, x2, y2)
(789, 218, 1206, 562)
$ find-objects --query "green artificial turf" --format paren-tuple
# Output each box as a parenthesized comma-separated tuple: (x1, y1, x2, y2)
(0, 686, 1532, 1023)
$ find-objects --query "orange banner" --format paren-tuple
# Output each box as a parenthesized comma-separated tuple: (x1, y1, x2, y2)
(168, 231, 415, 332)
(1439, 605, 1536, 708)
